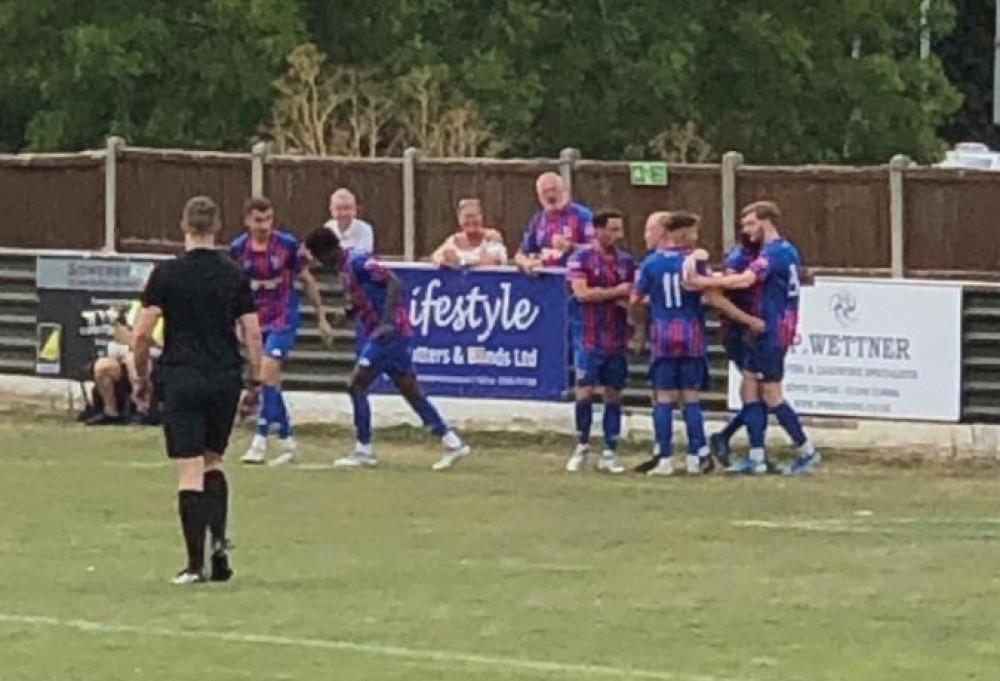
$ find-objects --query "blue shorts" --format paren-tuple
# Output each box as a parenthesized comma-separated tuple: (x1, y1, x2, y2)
(263, 328, 297, 360)
(745, 344, 786, 382)
(358, 336, 414, 377)
(650, 357, 710, 391)
(722, 326, 746, 370)
(574, 350, 628, 390)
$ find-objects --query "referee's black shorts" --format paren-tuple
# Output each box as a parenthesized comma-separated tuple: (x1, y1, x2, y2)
(160, 366, 242, 458)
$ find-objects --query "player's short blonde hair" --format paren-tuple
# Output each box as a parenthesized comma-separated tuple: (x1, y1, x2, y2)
(646, 211, 671, 229)
(741, 200, 781, 226)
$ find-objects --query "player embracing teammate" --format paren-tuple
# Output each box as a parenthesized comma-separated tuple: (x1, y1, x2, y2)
(567, 201, 820, 475)
(694, 201, 821, 475)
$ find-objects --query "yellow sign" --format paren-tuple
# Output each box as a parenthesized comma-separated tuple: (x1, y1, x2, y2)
(36, 323, 62, 375)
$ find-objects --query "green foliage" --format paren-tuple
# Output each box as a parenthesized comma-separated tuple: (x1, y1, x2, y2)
(0, 0, 967, 162)
(939, 0, 999, 149)
(0, 0, 304, 151)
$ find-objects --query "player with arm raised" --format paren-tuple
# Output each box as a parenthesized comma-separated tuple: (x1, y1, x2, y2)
(632, 212, 764, 476)
(691, 201, 820, 475)
(564, 209, 635, 475)
(231, 197, 335, 466)
(303, 228, 471, 471)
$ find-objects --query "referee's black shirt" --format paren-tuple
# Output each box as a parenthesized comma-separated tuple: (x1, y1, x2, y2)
(141, 249, 256, 373)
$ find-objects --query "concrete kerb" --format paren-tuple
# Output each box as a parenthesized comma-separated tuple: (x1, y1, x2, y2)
(3, 374, 998, 460)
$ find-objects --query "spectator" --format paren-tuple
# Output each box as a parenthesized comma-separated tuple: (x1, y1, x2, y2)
(431, 199, 508, 268)
(324, 188, 374, 254)
(83, 301, 163, 425)
(514, 172, 594, 273)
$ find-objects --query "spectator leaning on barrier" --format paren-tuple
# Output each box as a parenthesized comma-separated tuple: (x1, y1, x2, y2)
(324, 188, 374, 254)
(431, 198, 508, 268)
(514, 171, 594, 273)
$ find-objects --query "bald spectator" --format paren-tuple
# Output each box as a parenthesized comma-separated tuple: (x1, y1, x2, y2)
(324, 188, 374, 254)
(432, 199, 509, 268)
(514, 172, 594, 273)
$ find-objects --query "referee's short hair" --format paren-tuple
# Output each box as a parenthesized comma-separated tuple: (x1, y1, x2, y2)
(182, 196, 221, 235)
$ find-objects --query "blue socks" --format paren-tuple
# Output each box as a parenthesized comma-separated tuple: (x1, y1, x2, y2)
(258, 385, 293, 438)
(575, 400, 594, 446)
(351, 391, 372, 445)
(653, 403, 673, 458)
(274, 388, 292, 439)
(413, 395, 448, 437)
(576, 401, 621, 451)
(718, 404, 747, 444)
(744, 401, 767, 450)
(773, 401, 807, 448)
(257, 386, 278, 436)
(681, 402, 706, 454)
(603, 402, 622, 452)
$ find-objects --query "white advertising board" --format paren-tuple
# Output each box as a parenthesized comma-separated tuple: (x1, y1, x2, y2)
(727, 278, 963, 422)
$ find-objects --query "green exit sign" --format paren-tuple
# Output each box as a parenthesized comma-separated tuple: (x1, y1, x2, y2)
(629, 162, 669, 186)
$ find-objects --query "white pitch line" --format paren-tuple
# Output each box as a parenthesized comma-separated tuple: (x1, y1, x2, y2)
(733, 518, 1000, 535)
(458, 557, 595, 573)
(733, 520, 880, 534)
(0, 612, 753, 681)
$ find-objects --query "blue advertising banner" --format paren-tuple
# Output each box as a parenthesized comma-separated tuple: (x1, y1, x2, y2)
(370, 265, 569, 400)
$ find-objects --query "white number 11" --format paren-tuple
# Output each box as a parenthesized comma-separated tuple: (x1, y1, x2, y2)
(662, 273, 682, 308)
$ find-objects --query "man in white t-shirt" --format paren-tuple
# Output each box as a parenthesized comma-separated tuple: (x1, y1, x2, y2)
(431, 198, 508, 268)
(324, 188, 374, 254)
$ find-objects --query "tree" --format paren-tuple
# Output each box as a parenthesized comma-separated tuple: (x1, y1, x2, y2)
(0, 0, 304, 151)
(302, 0, 961, 163)
(0, 0, 968, 162)
(268, 44, 500, 157)
(691, 0, 961, 164)
(938, 0, 999, 149)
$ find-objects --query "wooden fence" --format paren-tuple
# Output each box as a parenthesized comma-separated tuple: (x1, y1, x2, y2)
(1, 143, 999, 276)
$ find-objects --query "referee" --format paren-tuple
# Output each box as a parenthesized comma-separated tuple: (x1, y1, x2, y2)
(132, 196, 263, 585)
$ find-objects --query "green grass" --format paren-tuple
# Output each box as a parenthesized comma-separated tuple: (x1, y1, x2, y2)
(2, 407, 1000, 680)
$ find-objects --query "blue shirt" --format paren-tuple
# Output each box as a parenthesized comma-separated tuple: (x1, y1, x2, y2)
(229, 229, 305, 333)
(520, 202, 595, 266)
(567, 245, 635, 354)
(339, 252, 413, 341)
(635, 247, 708, 359)
(748, 238, 802, 349)
(721, 244, 759, 333)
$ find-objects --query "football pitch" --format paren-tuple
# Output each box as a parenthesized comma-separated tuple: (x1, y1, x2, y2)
(2, 408, 1000, 681)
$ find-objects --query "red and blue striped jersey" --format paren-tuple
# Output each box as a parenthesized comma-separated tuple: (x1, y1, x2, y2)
(635, 247, 707, 359)
(567, 245, 636, 354)
(720, 243, 759, 332)
(339, 252, 413, 340)
(229, 230, 306, 333)
(520, 202, 595, 266)
(748, 238, 802, 350)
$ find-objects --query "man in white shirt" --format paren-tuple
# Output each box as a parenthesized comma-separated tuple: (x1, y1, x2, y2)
(431, 198, 508, 268)
(324, 188, 374, 254)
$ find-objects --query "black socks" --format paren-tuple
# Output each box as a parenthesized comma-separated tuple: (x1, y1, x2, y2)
(177, 490, 208, 572)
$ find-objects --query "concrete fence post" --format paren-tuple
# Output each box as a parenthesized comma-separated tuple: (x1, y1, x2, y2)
(103, 136, 124, 253)
(251, 142, 268, 199)
(558, 147, 580, 197)
(721, 151, 744, 251)
(889, 154, 911, 278)
(403, 147, 421, 261)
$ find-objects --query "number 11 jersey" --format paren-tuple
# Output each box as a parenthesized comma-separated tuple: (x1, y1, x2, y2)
(635, 247, 707, 359)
